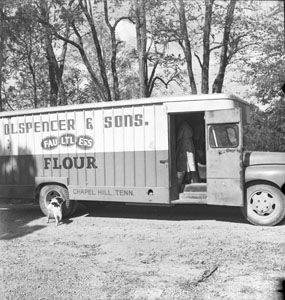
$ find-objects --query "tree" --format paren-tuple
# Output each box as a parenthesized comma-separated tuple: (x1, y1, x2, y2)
(212, 0, 236, 93)
(177, 0, 197, 94)
(37, 0, 137, 102)
(201, 0, 214, 94)
(103, 0, 135, 100)
(134, 0, 147, 97)
(7, 15, 47, 108)
(2, 1, 70, 108)
(36, 0, 111, 102)
(79, 0, 112, 101)
(38, 1, 69, 106)
(244, 100, 285, 152)
(237, 3, 285, 104)
(0, 3, 6, 111)
(130, 0, 185, 97)
(0, 0, 12, 111)
(239, 3, 285, 152)
(0, 0, 282, 110)
(153, 0, 264, 95)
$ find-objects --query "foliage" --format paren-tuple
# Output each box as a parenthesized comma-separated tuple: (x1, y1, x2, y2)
(235, 2, 284, 104)
(6, 6, 49, 109)
(244, 99, 285, 152)
(239, 3, 285, 152)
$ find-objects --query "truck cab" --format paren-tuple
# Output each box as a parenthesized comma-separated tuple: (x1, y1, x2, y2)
(166, 95, 285, 226)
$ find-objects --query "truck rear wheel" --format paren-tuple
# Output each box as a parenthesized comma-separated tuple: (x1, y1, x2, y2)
(242, 184, 285, 226)
(39, 185, 73, 217)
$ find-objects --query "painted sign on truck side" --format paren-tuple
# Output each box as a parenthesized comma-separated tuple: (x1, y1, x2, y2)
(0, 104, 169, 203)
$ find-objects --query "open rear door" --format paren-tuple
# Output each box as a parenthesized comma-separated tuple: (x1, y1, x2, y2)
(205, 108, 243, 206)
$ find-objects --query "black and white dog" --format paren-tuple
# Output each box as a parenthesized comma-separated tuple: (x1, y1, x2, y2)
(47, 197, 65, 226)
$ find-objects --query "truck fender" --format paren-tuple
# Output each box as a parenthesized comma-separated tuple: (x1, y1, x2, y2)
(245, 165, 285, 190)
(35, 176, 68, 188)
(35, 177, 68, 198)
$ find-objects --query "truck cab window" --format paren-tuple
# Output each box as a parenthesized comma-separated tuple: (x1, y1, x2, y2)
(209, 124, 239, 148)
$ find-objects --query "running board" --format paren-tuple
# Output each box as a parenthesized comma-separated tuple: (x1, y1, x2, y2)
(171, 191, 208, 204)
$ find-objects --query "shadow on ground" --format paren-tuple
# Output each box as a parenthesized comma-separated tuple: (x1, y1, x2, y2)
(1, 200, 284, 241)
(0, 200, 45, 240)
(79, 202, 253, 225)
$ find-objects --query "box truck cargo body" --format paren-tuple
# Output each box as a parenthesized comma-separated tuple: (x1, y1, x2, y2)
(0, 98, 171, 203)
(1, 94, 285, 226)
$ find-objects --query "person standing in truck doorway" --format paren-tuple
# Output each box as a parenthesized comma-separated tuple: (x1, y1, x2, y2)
(176, 121, 199, 189)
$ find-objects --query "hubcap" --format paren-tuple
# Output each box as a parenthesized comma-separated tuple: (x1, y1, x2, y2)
(249, 191, 276, 216)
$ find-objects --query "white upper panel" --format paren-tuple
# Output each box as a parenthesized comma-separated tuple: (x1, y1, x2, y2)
(0, 93, 249, 118)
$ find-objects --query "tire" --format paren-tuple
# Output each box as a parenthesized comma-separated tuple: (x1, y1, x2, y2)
(242, 184, 285, 226)
(39, 185, 73, 217)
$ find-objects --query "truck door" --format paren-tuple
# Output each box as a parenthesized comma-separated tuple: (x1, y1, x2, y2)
(205, 108, 243, 206)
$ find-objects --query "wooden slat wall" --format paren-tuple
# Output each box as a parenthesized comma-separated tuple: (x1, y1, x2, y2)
(0, 102, 170, 194)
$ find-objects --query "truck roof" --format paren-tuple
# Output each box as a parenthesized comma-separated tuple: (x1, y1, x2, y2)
(0, 93, 249, 117)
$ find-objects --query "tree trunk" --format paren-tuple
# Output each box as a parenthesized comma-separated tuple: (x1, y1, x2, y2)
(109, 28, 119, 100)
(0, 3, 5, 111)
(28, 62, 38, 108)
(104, 0, 120, 100)
(39, 2, 59, 106)
(0, 50, 3, 111)
(134, 0, 148, 98)
(0, 39, 3, 112)
(57, 21, 69, 106)
(79, 0, 112, 101)
(212, 0, 236, 93)
(25, 30, 39, 108)
(178, 0, 197, 94)
(46, 38, 59, 107)
(201, 0, 214, 94)
(39, 1, 69, 106)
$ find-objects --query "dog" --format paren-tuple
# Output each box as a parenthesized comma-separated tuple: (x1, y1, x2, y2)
(47, 197, 65, 226)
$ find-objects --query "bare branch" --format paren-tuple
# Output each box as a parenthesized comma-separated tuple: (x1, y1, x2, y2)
(146, 39, 153, 56)
(148, 60, 159, 88)
(114, 16, 135, 28)
(103, 0, 112, 31)
(194, 52, 203, 69)
(149, 68, 180, 95)
(171, 0, 180, 14)
(37, 16, 82, 51)
(210, 44, 222, 52)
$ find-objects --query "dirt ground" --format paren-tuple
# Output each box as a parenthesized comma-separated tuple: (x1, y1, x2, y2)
(0, 200, 284, 300)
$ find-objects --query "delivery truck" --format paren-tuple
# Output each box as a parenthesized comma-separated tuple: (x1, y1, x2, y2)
(1, 93, 285, 226)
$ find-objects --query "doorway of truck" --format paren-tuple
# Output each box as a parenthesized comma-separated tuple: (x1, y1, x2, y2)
(169, 111, 207, 202)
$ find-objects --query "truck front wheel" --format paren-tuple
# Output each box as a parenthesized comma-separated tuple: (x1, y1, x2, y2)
(242, 184, 285, 226)
(39, 185, 73, 217)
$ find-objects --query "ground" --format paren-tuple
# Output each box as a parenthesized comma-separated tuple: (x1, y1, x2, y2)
(0, 200, 284, 300)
